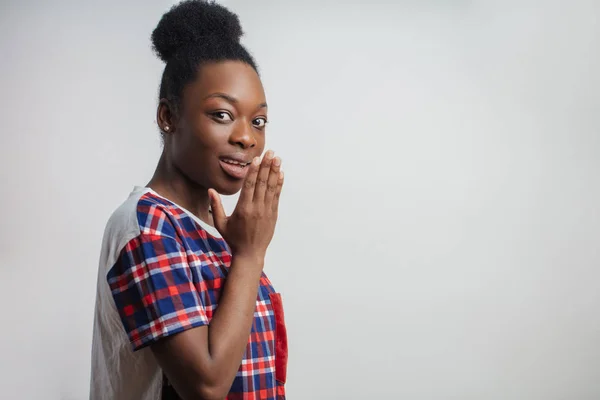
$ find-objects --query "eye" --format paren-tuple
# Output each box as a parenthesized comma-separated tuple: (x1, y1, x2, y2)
(211, 111, 233, 122)
(253, 117, 268, 128)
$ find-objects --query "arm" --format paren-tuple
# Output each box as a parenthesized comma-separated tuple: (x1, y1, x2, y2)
(150, 152, 284, 400)
(150, 255, 263, 400)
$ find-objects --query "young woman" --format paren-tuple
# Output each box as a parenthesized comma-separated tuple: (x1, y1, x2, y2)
(90, 1, 288, 399)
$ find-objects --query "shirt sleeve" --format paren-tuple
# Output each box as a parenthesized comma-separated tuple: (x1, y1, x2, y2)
(107, 229, 209, 351)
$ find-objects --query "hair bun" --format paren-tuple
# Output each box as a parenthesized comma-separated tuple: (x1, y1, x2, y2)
(151, 0, 244, 63)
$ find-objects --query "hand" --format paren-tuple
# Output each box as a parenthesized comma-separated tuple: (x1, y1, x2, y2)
(208, 150, 284, 261)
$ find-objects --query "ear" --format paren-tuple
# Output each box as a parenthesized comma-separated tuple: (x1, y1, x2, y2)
(157, 99, 177, 134)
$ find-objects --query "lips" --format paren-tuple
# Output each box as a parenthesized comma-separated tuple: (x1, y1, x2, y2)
(219, 157, 251, 180)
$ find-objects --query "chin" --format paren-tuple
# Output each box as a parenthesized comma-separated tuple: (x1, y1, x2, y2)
(214, 180, 243, 196)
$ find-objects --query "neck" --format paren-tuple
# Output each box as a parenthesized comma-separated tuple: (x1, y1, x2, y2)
(147, 151, 212, 224)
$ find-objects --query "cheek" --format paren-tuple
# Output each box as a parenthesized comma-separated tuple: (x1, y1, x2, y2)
(177, 119, 220, 153)
(255, 133, 266, 153)
(193, 116, 232, 147)
(169, 130, 207, 172)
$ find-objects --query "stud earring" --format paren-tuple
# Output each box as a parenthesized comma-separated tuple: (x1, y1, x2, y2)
(164, 126, 170, 132)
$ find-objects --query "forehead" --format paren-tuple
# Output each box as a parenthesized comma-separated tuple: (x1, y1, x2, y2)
(185, 60, 266, 105)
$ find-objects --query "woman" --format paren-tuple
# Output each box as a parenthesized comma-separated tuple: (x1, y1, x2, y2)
(90, 1, 288, 399)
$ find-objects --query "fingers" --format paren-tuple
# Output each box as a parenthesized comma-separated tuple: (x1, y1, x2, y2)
(252, 150, 274, 202)
(264, 156, 281, 205)
(208, 189, 227, 233)
(272, 170, 284, 213)
(238, 156, 261, 206)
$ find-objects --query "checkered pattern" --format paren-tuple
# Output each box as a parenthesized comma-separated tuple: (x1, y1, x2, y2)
(107, 192, 287, 399)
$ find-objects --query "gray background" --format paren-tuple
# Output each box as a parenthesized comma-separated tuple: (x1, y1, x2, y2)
(0, 0, 599, 399)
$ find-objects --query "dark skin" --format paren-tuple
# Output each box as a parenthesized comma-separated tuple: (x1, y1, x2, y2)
(147, 60, 284, 400)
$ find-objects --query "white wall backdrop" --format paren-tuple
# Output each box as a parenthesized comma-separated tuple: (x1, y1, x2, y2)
(0, 0, 599, 399)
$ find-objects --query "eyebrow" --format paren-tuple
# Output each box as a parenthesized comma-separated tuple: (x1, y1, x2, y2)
(205, 92, 268, 110)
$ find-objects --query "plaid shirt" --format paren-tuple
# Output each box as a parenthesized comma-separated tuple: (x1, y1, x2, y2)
(105, 190, 287, 400)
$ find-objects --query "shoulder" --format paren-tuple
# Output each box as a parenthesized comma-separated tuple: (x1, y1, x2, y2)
(100, 187, 228, 268)
(103, 188, 178, 241)
(135, 190, 184, 239)
(99, 188, 183, 266)
(135, 191, 219, 249)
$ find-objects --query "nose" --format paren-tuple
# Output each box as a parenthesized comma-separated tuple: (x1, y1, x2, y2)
(229, 121, 257, 149)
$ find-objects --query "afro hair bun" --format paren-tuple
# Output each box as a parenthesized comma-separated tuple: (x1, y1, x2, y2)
(151, 0, 244, 63)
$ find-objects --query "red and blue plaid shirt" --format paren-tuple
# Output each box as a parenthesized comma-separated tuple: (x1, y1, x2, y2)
(95, 187, 287, 400)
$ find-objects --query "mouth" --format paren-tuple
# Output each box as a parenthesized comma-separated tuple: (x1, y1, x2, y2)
(219, 157, 251, 180)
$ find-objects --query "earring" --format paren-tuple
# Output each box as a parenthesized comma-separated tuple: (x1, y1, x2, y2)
(164, 126, 170, 132)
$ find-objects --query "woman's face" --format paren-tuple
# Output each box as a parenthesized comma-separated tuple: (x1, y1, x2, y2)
(163, 60, 267, 196)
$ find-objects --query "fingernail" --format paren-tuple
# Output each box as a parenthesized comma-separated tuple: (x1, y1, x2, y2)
(253, 157, 260, 166)
(279, 171, 284, 179)
(266, 150, 274, 159)
(273, 157, 281, 166)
